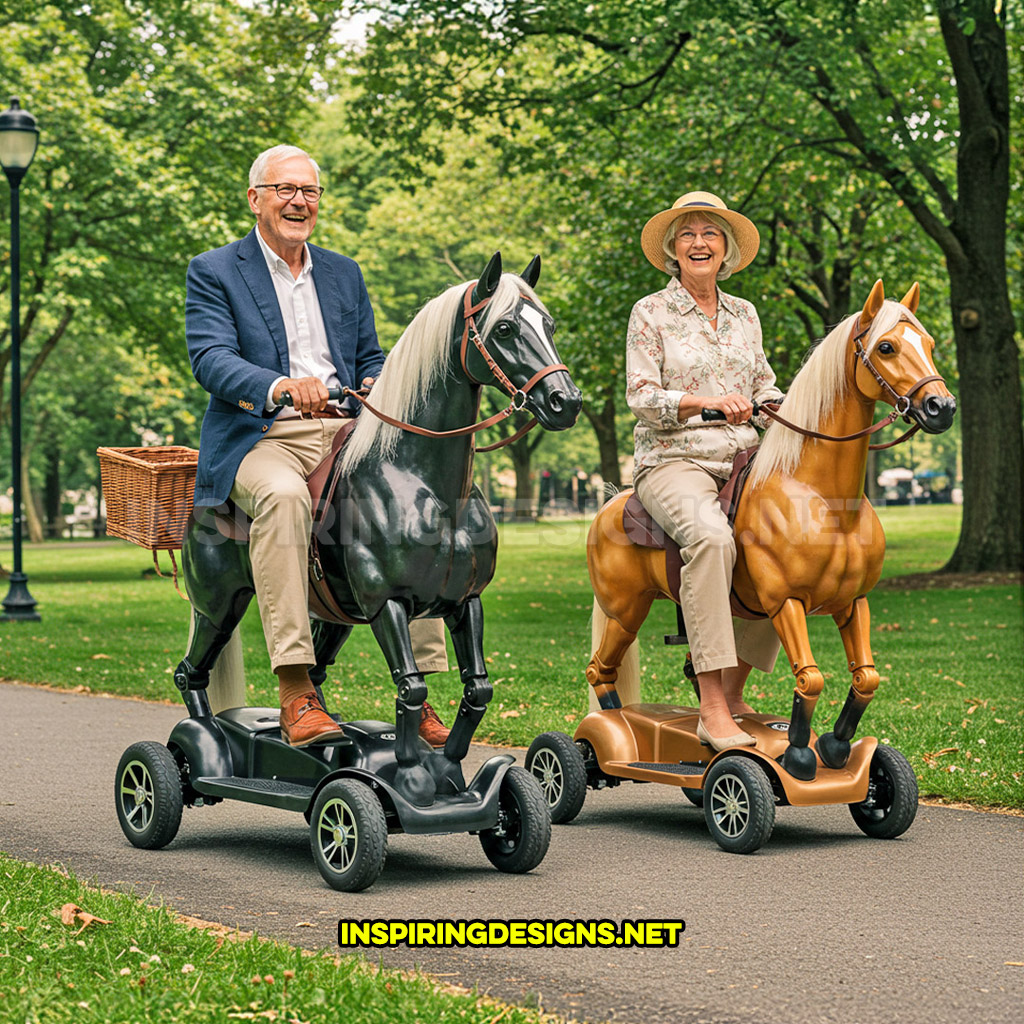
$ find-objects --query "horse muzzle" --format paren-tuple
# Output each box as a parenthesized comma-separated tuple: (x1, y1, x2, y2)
(909, 392, 956, 434)
(528, 373, 582, 430)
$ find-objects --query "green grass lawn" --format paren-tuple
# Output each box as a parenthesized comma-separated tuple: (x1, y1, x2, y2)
(2, 504, 1021, 808)
(0, 853, 546, 1024)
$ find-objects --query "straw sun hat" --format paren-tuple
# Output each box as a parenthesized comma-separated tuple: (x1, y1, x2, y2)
(640, 191, 760, 275)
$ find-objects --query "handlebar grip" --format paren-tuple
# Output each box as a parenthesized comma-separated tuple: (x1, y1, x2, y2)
(276, 385, 345, 408)
(701, 400, 764, 422)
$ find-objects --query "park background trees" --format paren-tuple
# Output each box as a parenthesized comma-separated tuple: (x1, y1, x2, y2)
(1, 0, 1020, 570)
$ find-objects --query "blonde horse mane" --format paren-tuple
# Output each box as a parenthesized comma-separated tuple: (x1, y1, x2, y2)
(748, 299, 921, 486)
(341, 273, 544, 473)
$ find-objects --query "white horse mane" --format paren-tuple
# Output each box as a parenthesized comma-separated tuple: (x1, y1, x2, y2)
(748, 299, 924, 486)
(341, 273, 544, 473)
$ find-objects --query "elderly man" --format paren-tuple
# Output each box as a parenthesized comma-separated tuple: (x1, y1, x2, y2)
(185, 144, 449, 748)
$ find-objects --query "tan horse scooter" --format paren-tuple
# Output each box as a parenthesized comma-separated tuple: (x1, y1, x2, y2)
(526, 281, 956, 852)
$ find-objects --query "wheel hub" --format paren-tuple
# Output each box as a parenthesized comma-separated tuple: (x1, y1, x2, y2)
(134, 786, 147, 806)
(332, 825, 349, 845)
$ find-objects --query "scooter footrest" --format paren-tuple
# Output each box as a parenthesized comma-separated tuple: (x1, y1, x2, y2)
(195, 776, 315, 811)
(628, 761, 707, 774)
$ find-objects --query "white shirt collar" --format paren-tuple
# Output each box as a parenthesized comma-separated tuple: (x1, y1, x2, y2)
(254, 226, 313, 281)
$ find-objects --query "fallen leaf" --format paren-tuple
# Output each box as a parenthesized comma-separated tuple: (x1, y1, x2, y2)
(58, 903, 112, 934)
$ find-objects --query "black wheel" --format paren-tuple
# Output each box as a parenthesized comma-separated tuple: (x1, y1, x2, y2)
(479, 767, 551, 873)
(309, 779, 387, 892)
(526, 732, 587, 824)
(681, 787, 704, 808)
(849, 744, 919, 839)
(703, 756, 775, 854)
(115, 742, 184, 849)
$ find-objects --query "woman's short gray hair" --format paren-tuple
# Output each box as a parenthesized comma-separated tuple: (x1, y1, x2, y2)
(248, 145, 320, 188)
(661, 211, 741, 281)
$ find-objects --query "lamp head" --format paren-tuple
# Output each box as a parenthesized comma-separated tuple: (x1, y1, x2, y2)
(0, 98, 40, 184)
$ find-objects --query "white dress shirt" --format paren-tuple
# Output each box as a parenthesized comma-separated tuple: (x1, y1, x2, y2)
(255, 226, 340, 416)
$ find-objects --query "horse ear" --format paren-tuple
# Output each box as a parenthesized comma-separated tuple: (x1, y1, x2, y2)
(900, 282, 920, 314)
(471, 252, 503, 306)
(861, 279, 886, 328)
(522, 255, 541, 289)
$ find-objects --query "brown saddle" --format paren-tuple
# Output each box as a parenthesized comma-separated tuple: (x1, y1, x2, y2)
(622, 446, 765, 619)
(199, 419, 362, 623)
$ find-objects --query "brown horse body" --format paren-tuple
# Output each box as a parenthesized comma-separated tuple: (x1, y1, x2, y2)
(587, 281, 956, 780)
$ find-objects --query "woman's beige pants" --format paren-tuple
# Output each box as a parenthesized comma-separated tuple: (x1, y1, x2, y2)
(635, 459, 779, 675)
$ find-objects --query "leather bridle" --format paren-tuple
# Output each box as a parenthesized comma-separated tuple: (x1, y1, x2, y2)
(343, 283, 570, 452)
(755, 315, 946, 450)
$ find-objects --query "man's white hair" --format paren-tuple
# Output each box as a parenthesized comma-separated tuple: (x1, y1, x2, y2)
(248, 145, 320, 188)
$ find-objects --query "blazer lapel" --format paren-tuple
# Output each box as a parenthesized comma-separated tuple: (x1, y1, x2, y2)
(237, 229, 289, 369)
(311, 251, 345, 367)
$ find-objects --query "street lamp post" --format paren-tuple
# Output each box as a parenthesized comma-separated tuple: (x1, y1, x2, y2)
(1, 97, 40, 622)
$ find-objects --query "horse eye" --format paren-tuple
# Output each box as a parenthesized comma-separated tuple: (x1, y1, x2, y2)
(494, 322, 513, 338)
(878, 341, 896, 355)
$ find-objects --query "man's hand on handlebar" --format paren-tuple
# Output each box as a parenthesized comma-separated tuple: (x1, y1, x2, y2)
(273, 377, 330, 413)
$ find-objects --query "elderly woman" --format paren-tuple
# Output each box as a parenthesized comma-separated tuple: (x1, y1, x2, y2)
(626, 191, 783, 752)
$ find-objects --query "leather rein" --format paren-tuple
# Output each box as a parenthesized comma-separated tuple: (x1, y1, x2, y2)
(342, 284, 569, 452)
(755, 316, 945, 451)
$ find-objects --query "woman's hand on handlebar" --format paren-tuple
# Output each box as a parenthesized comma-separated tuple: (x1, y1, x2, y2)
(702, 393, 753, 424)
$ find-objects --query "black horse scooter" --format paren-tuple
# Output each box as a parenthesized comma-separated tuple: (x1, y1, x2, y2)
(113, 255, 579, 890)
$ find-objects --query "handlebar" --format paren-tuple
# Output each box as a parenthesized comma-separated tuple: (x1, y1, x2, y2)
(276, 385, 345, 408)
(701, 400, 764, 422)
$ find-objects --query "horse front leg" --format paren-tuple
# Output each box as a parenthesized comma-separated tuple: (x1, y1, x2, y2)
(817, 597, 880, 769)
(443, 596, 491, 763)
(369, 598, 436, 807)
(772, 597, 824, 781)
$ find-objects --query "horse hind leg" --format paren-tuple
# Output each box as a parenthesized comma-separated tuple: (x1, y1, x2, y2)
(175, 603, 249, 717)
(817, 597, 880, 769)
(308, 619, 354, 707)
(586, 597, 648, 711)
(771, 597, 825, 781)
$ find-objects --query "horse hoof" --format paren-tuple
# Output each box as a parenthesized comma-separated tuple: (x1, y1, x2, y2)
(781, 744, 817, 781)
(816, 732, 851, 769)
(395, 764, 437, 806)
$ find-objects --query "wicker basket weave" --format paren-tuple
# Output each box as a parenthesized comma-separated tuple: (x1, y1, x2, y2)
(97, 446, 198, 551)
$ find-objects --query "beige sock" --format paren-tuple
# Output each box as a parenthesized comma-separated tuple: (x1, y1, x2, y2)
(277, 666, 314, 709)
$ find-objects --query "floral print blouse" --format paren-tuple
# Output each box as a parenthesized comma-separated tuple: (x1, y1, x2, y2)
(626, 277, 783, 482)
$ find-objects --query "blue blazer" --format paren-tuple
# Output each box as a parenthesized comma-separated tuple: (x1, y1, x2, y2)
(185, 228, 386, 507)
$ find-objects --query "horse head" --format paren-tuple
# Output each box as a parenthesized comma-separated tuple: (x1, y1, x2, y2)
(854, 280, 956, 434)
(464, 252, 582, 431)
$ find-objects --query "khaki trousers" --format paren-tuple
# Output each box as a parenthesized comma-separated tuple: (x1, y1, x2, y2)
(635, 459, 779, 675)
(231, 419, 448, 673)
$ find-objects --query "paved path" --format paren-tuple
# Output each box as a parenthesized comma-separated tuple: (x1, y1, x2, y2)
(2, 682, 1021, 1024)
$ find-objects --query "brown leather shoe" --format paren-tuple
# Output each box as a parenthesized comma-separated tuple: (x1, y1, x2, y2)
(419, 701, 450, 747)
(280, 692, 345, 748)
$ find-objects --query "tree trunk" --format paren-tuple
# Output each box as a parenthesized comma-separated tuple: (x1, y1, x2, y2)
(943, 262, 1022, 569)
(44, 441, 61, 538)
(940, 3, 1022, 570)
(509, 439, 535, 520)
(21, 453, 44, 545)
(583, 391, 622, 492)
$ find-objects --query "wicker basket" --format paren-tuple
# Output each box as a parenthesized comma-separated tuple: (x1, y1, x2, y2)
(97, 446, 198, 551)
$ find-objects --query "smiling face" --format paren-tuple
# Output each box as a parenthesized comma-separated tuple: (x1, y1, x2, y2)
(672, 215, 726, 291)
(247, 152, 320, 261)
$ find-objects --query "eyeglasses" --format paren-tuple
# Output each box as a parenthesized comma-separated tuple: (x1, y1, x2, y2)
(676, 228, 723, 244)
(254, 183, 324, 202)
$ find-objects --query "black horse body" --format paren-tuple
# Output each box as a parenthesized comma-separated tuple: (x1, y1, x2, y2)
(177, 253, 581, 806)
